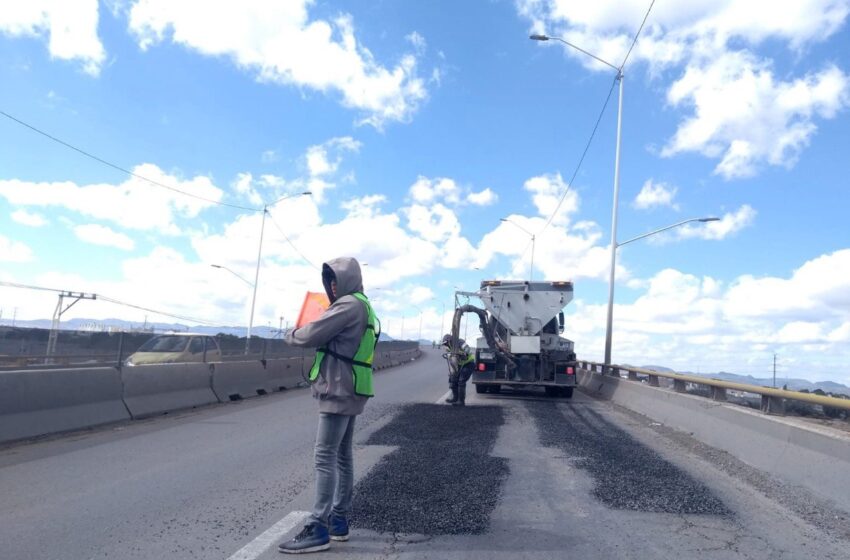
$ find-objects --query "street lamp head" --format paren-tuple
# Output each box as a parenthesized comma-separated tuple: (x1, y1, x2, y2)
(529, 34, 549, 41)
(699, 217, 721, 222)
(210, 264, 222, 269)
(301, 191, 312, 196)
(500, 218, 509, 222)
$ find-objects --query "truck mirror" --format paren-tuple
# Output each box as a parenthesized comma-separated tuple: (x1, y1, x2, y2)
(558, 312, 565, 334)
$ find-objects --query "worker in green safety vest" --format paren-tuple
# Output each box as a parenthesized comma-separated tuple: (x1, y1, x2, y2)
(280, 257, 379, 554)
(441, 334, 475, 406)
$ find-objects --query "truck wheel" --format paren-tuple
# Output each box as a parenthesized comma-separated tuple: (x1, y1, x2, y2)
(475, 384, 487, 394)
(489, 384, 501, 394)
(560, 387, 574, 399)
(545, 386, 558, 397)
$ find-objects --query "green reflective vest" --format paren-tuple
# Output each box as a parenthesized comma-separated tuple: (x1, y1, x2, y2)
(308, 292, 378, 397)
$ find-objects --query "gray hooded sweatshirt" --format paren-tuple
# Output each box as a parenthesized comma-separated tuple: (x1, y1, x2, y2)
(285, 257, 371, 416)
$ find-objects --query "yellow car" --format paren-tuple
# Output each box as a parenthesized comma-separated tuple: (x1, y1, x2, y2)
(125, 333, 222, 366)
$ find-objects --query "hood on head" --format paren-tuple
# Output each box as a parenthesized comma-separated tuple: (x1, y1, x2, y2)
(322, 257, 364, 303)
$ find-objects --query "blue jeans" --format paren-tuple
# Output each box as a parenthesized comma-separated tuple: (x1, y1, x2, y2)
(310, 413, 356, 526)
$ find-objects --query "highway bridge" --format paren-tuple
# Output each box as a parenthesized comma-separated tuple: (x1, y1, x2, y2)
(1, 347, 849, 559)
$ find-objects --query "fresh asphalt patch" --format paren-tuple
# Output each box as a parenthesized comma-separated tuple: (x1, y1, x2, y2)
(527, 400, 732, 516)
(351, 403, 509, 535)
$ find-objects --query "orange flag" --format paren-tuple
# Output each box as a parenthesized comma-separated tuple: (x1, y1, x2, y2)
(295, 291, 331, 328)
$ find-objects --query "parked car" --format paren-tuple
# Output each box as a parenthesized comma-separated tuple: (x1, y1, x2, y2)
(124, 333, 222, 365)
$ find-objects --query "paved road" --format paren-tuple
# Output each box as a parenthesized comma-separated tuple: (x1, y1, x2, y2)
(1, 348, 847, 559)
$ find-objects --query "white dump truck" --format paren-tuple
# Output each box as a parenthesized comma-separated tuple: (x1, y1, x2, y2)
(447, 280, 577, 398)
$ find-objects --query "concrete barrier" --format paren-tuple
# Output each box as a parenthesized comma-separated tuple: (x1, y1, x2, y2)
(577, 368, 850, 510)
(266, 357, 305, 391)
(0, 367, 130, 443)
(122, 363, 219, 418)
(0, 346, 422, 445)
(212, 361, 269, 401)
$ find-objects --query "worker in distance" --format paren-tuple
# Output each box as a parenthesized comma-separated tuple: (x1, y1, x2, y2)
(279, 257, 379, 554)
(441, 333, 475, 406)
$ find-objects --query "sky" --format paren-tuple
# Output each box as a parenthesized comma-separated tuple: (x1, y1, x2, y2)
(1, 0, 849, 384)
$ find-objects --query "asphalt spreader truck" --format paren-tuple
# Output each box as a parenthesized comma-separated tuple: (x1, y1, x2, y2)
(446, 280, 578, 398)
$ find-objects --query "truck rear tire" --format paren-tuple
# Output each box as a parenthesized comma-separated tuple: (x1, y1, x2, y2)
(560, 387, 574, 399)
(489, 384, 501, 394)
(475, 384, 487, 394)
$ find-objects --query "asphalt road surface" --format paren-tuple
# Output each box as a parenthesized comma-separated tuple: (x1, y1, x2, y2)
(1, 348, 847, 559)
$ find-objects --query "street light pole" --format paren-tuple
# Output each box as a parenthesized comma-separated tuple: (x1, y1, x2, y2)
(531, 33, 622, 369)
(244, 191, 311, 355)
(604, 71, 625, 369)
(210, 264, 254, 287)
(604, 216, 719, 367)
(245, 207, 267, 354)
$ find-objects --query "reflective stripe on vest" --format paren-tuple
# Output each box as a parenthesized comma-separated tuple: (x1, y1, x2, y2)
(308, 292, 378, 397)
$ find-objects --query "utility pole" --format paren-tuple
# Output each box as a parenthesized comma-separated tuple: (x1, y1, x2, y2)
(46, 291, 97, 360)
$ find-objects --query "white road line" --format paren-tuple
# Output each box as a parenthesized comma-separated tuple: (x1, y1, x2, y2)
(436, 390, 451, 404)
(225, 510, 310, 560)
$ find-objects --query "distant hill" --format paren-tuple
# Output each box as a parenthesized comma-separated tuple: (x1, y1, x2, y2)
(639, 365, 850, 397)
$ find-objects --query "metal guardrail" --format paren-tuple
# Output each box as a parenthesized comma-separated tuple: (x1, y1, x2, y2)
(578, 360, 850, 414)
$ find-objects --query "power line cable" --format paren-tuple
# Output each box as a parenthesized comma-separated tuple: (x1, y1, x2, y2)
(536, 76, 618, 238)
(97, 295, 218, 326)
(0, 109, 258, 212)
(533, 0, 656, 242)
(0, 280, 218, 325)
(619, 0, 656, 71)
(266, 210, 321, 271)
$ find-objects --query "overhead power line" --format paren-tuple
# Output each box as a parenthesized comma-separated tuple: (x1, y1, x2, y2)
(0, 109, 258, 212)
(538, 76, 618, 236)
(620, 0, 656, 71)
(266, 210, 321, 271)
(534, 0, 656, 241)
(0, 280, 218, 325)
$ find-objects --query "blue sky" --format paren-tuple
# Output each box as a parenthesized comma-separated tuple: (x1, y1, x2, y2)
(1, 0, 849, 383)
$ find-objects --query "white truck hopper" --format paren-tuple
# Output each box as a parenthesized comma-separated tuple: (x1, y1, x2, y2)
(478, 280, 573, 336)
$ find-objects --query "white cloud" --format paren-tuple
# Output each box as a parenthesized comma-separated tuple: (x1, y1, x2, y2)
(302, 137, 361, 202)
(232, 173, 263, 207)
(564, 250, 850, 383)
(405, 203, 461, 242)
(11, 209, 48, 227)
(517, 0, 850, 178)
(409, 176, 461, 204)
(466, 188, 499, 206)
(633, 179, 678, 210)
(724, 249, 850, 321)
(523, 173, 578, 224)
(341, 194, 386, 219)
(677, 204, 755, 240)
(0, 164, 225, 235)
(406, 31, 427, 53)
(261, 149, 279, 163)
(128, 0, 428, 127)
(73, 224, 136, 251)
(0, 235, 34, 262)
(663, 56, 849, 178)
(0, 0, 105, 75)
(776, 321, 824, 343)
(409, 285, 434, 305)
